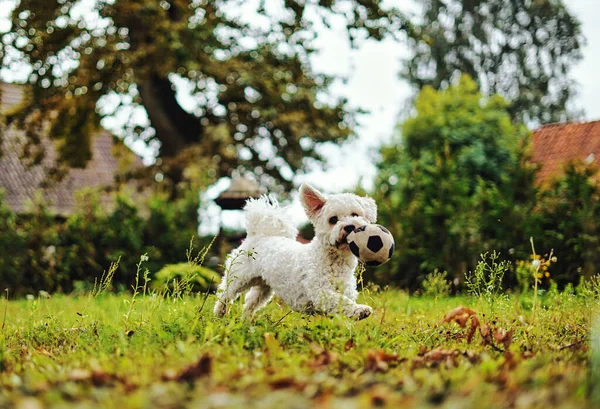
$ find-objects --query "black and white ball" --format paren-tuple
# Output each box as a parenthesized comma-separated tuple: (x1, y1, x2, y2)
(347, 224, 395, 266)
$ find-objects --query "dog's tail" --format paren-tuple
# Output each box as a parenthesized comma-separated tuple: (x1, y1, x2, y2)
(244, 195, 298, 239)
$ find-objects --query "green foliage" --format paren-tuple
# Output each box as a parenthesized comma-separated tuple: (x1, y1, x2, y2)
(373, 75, 536, 288)
(0, 190, 25, 293)
(532, 162, 600, 286)
(1, 0, 404, 190)
(403, 0, 584, 124)
(465, 252, 509, 303)
(421, 269, 452, 298)
(0, 188, 212, 297)
(153, 263, 220, 294)
(575, 275, 600, 301)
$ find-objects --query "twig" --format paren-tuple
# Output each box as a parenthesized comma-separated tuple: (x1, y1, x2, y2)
(197, 279, 214, 315)
(272, 310, 293, 327)
(558, 339, 587, 351)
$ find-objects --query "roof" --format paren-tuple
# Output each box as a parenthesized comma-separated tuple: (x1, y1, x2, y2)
(0, 83, 143, 216)
(0, 83, 25, 114)
(215, 176, 264, 210)
(531, 120, 600, 185)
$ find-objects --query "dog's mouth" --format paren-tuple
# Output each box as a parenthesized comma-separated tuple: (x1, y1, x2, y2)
(335, 235, 349, 249)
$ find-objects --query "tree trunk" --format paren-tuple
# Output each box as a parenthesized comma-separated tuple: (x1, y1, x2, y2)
(136, 74, 204, 158)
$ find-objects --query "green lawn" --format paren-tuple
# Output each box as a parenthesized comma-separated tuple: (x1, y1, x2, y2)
(0, 288, 597, 408)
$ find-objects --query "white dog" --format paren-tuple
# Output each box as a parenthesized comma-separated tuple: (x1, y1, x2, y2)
(213, 184, 376, 320)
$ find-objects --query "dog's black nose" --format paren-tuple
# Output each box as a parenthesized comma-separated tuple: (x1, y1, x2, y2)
(343, 224, 356, 233)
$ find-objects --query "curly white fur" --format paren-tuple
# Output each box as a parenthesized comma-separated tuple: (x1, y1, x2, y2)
(213, 184, 377, 320)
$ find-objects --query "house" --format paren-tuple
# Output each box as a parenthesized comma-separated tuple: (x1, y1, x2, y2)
(0, 83, 143, 216)
(531, 120, 600, 185)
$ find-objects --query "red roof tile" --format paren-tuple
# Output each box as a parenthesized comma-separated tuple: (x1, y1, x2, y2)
(531, 120, 600, 185)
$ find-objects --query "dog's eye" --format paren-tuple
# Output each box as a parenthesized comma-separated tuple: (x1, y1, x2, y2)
(329, 216, 338, 225)
(351, 213, 358, 217)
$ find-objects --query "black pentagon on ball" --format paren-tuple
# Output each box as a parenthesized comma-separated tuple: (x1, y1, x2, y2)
(388, 242, 395, 259)
(378, 225, 390, 234)
(367, 235, 384, 253)
(366, 260, 382, 267)
(354, 225, 367, 233)
(349, 241, 360, 258)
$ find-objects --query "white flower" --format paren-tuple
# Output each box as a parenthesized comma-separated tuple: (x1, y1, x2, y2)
(531, 259, 541, 268)
(140, 254, 149, 262)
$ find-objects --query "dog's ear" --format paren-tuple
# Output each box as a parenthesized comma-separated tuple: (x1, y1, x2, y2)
(300, 184, 327, 218)
(360, 196, 377, 223)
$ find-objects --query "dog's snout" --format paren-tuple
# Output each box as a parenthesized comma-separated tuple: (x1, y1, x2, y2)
(343, 224, 356, 233)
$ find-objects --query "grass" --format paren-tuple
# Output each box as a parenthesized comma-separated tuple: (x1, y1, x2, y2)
(0, 287, 597, 409)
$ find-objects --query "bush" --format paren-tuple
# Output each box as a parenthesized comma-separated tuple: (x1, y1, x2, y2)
(532, 162, 600, 286)
(0, 188, 213, 297)
(371, 75, 535, 289)
(153, 263, 220, 294)
(421, 269, 452, 298)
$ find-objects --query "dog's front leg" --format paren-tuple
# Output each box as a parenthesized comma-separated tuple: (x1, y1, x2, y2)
(311, 286, 372, 320)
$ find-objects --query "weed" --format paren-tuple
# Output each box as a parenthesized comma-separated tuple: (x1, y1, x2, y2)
(422, 269, 452, 298)
(576, 275, 600, 301)
(465, 251, 509, 305)
(124, 253, 151, 322)
(92, 257, 120, 298)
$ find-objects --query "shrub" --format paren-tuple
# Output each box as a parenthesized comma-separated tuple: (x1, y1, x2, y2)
(532, 162, 600, 286)
(153, 263, 220, 294)
(0, 187, 211, 297)
(421, 269, 452, 298)
(371, 75, 536, 289)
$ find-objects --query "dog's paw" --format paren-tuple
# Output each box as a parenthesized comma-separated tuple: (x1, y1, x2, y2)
(351, 304, 373, 320)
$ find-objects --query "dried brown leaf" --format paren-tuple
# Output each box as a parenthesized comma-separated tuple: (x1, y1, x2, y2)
(494, 328, 514, 349)
(466, 315, 480, 344)
(365, 350, 402, 373)
(308, 347, 338, 370)
(162, 353, 212, 382)
(443, 306, 477, 328)
(412, 348, 459, 368)
(480, 322, 492, 346)
(269, 377, 306, 391)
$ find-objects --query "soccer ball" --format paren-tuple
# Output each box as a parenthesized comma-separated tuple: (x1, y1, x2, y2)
(347, 224, 395, 266)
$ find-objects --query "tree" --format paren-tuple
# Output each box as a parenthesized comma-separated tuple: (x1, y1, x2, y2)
(403, 0, 584, 125)
(532, 162, 600, 285)
(0, 0, 405, 191)
(372, 75, 536, 288)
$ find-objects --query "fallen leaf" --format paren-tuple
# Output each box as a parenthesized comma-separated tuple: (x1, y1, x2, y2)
(502, 350, 517, 370)
(308, 348, 338, 370)
(443, 306, 477, 328)
(162, 353, 212, 382)
(466, 315, 480, 344)
(90, 368, 112, 386)
(413, 348, 459, 368)
(365, 350, 402, 373)
(465, 350, 481, 364)
(269, 377, 306, 391)
(494, 328, 514, 349)
(480, 322, 492, 346)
